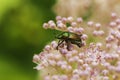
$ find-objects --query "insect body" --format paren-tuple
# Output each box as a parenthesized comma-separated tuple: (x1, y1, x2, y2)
(55, 32, 83, 50)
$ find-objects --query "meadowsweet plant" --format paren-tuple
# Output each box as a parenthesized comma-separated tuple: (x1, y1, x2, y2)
(33, 13, 120, 80)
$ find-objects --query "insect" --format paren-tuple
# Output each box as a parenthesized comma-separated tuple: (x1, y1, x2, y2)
(55, 32, 83, 50)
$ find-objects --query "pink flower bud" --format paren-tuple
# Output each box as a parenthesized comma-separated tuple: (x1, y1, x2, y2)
(54, 54, 61, 60)
(57, 23, 65, 29)
(35, 64, 44, 70)
(96, 42, 102, 48)
(87, 21, 94, 26)
(72, 74, 79, 79)
(56, 16, 62, 20)
(43, 23, 49, 29)
(106, 35, 115, 43)
(116, 18, 120, 24)
(67, 16, 73, 23)
(111, 12, 117, 19)
(48, 20, 54, 24)
(62, 17, 67, 24)
(79, 53, 84, 59)
(67, 65, 72, 70)
(103, 76, 109, 80)
(33, 54, 40, 63)
(93, 30, 98, 36)
(52, 75, 59, 80)
(78, 59, 84, 65)
(110, 21, 117, 28)
(73, 56, 79, 62)
(67, 27, 74, 32)
(116, 33, 120, 40)
(74, 27, 84, 34)
(44, 76, 51, 80)
(68, 58, 74, 63)
(49, 23, 56, 29)
(57, 20, 62, 24)
(60, 48, 68, 54)
(98, 30, 104, 36)
(95, 23, 101, 30)
(48, 60, 56, 66)
(81, 34, 88, 40)
(116, 66, 120, 73)
(103, 62, 110, 68)
(71, 22, 77, 27)
(73, 69, 79, 74)
(65, 52, 72, 58)
(51, 41, 57, 49)
(83, 64, 89, 68)
(57, 61, 63, 66)
(102, 70, 109, 76)
(117, 25, 120, 31)
(61, 64, 67, 70)
(77, 17, 83, 23)
(44, 45, 51, 51)
(60, 75, 68, 80)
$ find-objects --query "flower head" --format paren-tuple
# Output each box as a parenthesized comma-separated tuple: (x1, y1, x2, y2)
(33, 13, 120, 80)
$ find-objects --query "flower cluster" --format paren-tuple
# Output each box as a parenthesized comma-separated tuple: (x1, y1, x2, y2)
(33, 13, 120, 80)
(53, 0, 120, 23)
(43, 16, 84, 35)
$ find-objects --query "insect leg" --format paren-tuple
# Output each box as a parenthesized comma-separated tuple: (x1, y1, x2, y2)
(65, 40, 71, 50)
(56, 40, 64, 50)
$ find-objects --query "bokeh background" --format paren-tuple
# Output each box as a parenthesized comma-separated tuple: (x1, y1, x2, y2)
(0, 0, 120, 80)
(0, 0, 56, 80)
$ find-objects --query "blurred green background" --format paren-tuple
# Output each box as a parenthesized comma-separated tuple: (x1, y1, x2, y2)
(0, 0, 56, 80)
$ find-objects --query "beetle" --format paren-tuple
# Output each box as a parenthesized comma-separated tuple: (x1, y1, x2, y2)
(55, 32, 83, 50)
